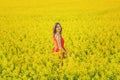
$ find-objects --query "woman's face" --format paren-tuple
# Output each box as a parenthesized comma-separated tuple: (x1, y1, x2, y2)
(56, 24, 61, 33)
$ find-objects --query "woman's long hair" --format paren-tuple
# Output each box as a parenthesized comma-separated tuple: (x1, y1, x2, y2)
(53, 22, 62, 38)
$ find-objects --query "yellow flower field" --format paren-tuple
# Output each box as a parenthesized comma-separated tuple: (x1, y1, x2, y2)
(0, 0, 120, 80)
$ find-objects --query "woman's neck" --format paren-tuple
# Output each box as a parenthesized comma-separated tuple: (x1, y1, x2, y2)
(56, 32, 60, 35)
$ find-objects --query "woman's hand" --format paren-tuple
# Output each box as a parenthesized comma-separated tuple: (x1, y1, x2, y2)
(63, 50, 67, 54)
(59, 47, 66, 53)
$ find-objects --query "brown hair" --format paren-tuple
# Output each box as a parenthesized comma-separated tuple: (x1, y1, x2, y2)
(53, 22, 62, 38)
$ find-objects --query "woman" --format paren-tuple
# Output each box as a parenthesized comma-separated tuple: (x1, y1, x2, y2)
(52, 22, 67, 59)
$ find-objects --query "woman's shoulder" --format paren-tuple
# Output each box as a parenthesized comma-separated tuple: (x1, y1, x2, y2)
(54, 34, 62, 39)
(54, 34, 59, 38)
(53, 34, 57, 40)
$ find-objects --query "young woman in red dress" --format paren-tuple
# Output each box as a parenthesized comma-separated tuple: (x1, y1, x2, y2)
(52, 22, 67, 59)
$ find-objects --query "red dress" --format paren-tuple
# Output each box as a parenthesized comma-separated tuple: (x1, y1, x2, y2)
(52, 35, 66, 53)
